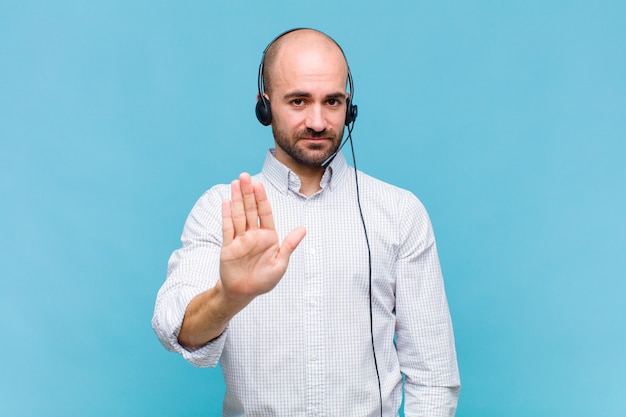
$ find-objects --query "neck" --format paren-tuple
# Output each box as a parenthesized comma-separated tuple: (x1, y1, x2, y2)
(295, 166, 324, 197)
(273, 148, 325, 196)
(283, 162, 324, 196)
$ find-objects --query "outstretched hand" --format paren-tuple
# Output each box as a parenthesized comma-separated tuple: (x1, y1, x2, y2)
(219, 173, 306, 302)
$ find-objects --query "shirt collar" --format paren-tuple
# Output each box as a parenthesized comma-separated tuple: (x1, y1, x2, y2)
(262, 148, 350, 195)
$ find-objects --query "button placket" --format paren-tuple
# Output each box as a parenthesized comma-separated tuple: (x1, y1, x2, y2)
(303, 197, 325, 416)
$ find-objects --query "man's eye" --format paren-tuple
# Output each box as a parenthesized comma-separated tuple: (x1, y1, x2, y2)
(292, 99, 304, 106)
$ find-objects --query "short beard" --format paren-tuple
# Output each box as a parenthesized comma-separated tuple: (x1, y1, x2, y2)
(272, 126, 344, 167)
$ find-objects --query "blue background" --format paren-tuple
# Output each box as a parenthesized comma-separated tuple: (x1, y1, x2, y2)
(1, 1, 624, 416)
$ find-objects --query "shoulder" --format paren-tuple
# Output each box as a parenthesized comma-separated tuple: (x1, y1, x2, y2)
(182, 182, 232, 234)
(352, 170, 435, 241)
(192, 183, 231, 210)
(353, 171, 438, 254)
(353, 170, 428, 215)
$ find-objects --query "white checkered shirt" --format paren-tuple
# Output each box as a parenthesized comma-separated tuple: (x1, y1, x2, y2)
(153, 150, 460, 416)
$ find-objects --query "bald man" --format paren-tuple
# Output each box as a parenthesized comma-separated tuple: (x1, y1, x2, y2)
(153, 29, 460, 416)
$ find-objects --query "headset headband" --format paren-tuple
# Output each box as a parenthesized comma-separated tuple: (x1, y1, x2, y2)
(255, 28, 357, 127)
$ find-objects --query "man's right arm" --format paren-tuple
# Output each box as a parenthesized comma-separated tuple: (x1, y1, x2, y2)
(177, 280, 252, 349)
(176, 173, 305, 350)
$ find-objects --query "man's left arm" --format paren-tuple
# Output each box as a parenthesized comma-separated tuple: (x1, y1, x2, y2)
(395, 195, 460, 416)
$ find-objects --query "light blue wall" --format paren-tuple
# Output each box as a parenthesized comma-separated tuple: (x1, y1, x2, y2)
(1, 1, 624, 416)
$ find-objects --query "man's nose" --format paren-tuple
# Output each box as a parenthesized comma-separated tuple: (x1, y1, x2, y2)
(305, 105, 326, 133)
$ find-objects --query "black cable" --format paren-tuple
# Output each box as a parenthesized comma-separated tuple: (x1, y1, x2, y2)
(346, 123, 383, 417)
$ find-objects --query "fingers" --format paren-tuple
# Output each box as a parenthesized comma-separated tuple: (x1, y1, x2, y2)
(226, 173, 270, 243)
(221, 200, 234, 246)
(222, 173, 306, 280)
(240, 173, 259, 230)
(253, 182, 276, 231)
(230, 178, 247, 237)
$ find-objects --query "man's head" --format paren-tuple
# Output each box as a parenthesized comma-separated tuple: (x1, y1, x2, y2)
(256, 29, 355, 171)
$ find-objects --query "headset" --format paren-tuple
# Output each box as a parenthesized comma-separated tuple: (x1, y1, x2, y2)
(255, 29, 382, 417)
(255, 28, 358, 127)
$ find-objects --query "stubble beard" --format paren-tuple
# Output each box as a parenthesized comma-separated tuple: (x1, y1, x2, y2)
(272, 126, 345, 167)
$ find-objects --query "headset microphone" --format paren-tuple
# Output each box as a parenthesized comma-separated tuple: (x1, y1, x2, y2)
(321, 122, 354, 168)
(320, 147, 342, 169)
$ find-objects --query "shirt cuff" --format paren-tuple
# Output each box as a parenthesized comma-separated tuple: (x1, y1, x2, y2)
(153, 286, 227, 368)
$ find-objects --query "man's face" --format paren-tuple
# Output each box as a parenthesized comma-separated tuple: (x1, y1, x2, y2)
(267, 42, 348, 170)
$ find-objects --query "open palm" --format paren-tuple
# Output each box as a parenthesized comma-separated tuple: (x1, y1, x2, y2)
(219, 173, 306, 301)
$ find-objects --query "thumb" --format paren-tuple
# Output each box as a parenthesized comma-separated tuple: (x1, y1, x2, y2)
(278, 227, 307, 261)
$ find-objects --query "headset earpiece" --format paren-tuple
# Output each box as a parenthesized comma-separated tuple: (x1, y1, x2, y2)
(255, 96, 272, 126)
(345, 98, 358, 126)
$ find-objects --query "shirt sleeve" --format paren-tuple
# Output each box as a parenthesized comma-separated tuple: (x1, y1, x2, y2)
(151, 186, 229, 368)
(395, 194, 461, 416)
